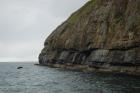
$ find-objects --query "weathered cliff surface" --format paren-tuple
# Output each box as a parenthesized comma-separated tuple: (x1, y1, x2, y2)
(39, 0, 140, 75)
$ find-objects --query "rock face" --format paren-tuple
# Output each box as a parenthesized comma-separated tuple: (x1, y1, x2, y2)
(39, 0, 140, 75)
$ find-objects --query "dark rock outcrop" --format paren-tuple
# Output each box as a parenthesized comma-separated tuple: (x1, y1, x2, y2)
(39, 0, 140, 75)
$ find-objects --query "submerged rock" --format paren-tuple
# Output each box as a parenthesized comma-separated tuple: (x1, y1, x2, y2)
(39, 0, 140, 75)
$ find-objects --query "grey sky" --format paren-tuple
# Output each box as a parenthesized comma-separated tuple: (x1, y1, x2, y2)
(0, 0, 88, 62)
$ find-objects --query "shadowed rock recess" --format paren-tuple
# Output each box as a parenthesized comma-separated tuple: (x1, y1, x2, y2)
(39, 0, 140, 75)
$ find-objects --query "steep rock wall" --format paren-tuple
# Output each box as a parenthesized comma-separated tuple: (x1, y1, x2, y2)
(39, 0, 140, 75)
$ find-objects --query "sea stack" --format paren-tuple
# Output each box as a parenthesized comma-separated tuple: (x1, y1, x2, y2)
(39, 0, 140, 75)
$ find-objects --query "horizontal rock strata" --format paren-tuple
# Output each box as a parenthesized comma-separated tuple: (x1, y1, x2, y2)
(39, 0, 140, 75)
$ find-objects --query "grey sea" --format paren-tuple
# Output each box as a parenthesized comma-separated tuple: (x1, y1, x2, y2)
(0, 62, 140, 93)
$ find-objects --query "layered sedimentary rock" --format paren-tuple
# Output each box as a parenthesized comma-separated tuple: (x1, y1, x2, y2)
(39, 0, 140, 75)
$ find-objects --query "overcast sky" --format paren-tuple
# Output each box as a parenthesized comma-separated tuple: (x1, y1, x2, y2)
(0, 0, 88, 62)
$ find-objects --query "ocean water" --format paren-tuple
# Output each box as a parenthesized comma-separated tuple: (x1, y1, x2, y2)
(0, 62, 140, 93)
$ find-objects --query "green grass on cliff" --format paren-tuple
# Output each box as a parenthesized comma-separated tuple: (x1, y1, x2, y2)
(67, 0, 96, 24)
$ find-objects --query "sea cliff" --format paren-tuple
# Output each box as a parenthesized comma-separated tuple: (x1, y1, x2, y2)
(39, 0, 140, 75)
